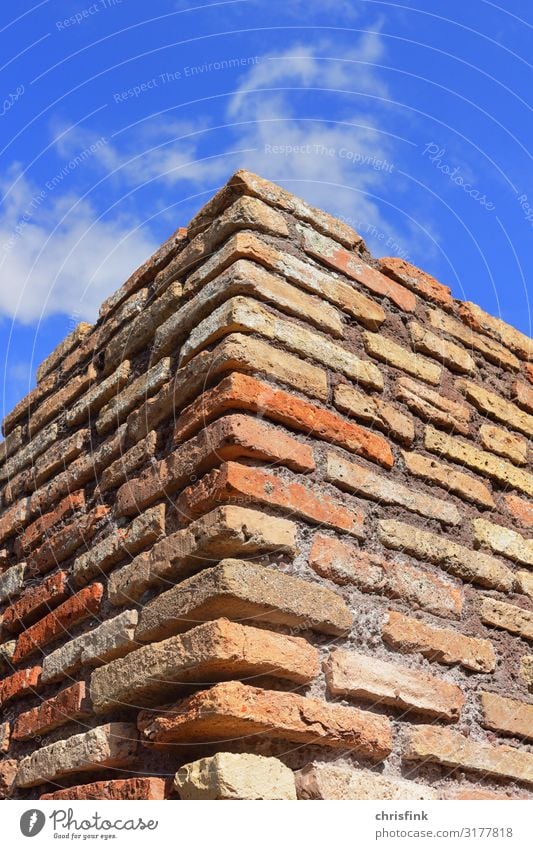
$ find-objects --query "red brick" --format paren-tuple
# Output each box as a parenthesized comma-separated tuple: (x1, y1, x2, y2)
(0, 497, 31, 545)
(173, 372, 394, 468)
(2, 571, 69, 634)
(28, 366, 96, 436)
(15, 490, 86, 558)
(12, 583, 103, 663)
(504, 493, 533, 528)
(27, 505, 109, 574)
(0, 665, 41, 707)
(40, 777, 167, 801)
(117, 414, 315, 517)
(178, 461, 365, 538)
(13, 681, 91, 741)
(378, 257, 453, 308)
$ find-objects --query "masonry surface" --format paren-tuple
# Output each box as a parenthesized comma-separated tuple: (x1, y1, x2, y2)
(1, 170, 533, 801)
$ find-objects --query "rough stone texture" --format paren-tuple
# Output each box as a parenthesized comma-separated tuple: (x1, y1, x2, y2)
(90, 618, 319, 713)
(473, 517, 533, 567)
(41, 777, 167, 801)
(404, 725, 533, 785)
(296, 762, 438, 800)
(480, 692, 533, 741)
(364, 331, 441, 385)
(135, 559, 352, 641)
(0, 562, 26, 604)
(479, 597, 533, 641)
(428, 307, 520, 370)
(174, 753, 297, 800)
(504, 493, 533, 528)
(138, 681, 393, 759)
(456, 378, 533, 438)
(0, 760, 18, 799)
(479, 423, 527, 465)
(333, 382, 414, 447)
(325, 648, 464, 721)
(383, 611, 496, 673)
(0, 720, 10, 754)
(402, 450, 495, 509)
(395, 375, 471, 434)
(16, 723, 138, 788)
(409, 320, 476, 374)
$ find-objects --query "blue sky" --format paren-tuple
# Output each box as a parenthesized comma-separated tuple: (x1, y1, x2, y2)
(1, 0, 532, 416)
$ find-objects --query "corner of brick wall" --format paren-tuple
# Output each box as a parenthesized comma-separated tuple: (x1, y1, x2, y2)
(1, 168, 532, 801)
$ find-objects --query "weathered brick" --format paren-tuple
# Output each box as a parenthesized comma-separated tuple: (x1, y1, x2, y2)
(395, 375, 470, 434)
(36, 322, 92, 383)
(12, 583, 104, 663)
(378, 519, 514, 592)
(97, 431, 159, 495)
(514, 379, 533, 413)
(117, 414, 315, 517)
(2, 371, 57, 438)
(139, 680, 393, 758)
(2, 571, 69, 634)
(364, 331, 441, 385)
(402, 450, 495, 509)
(296, 222, 416, 311)
(180, 297, 383, 390)
(504, 494, 533, 528)
(109, 505, 297, 605)
(404, 724, 533, 785)
(90, 618, 319, 713)
(479, 424, 527, 465)
(15, 489, 86, 557)
(28, 366, 96, 435)
(174, 373, 394, 466)
(310, 533, 463, 618)
(13, 681, 91, 741)
(0, 721, 10, 754)
(183, 232, 386, 328)
(428, 307, 520, 370)
(175, 753, 296, 800)
(474, 517, 533, 567)
(520, 656, 533, 688)
(153, 259, 345, 362)
(96, 358, 171, 435)
(409, 320, 476, 374)
(0, 760, 17, 798)
(135, 559, 352, 642)
(178, 461, 365, 538)
(383, 610, 496, 673)
(296, 762, 438, 800)
(16, 722, 138, 789)
(0, 562, 26, 604)
(458, 300, 532, 361)
(378, 257, 452, 308)
(480, 692, 533, 741)
(73, 504, 166, 586)
(325, 648, 464, 721)
(102, 282, 182, 374)
(0, 665, 41, 708)
(425, 426, 533, 498)
(456, 378, 533, 438)
(480, 597, 533, 641)
(41, 777, 167, 801)
(3, 421, 58, 480)
(66, 360, 131, 426)
(188, 169, 363, 248)
(446, 788, 524, 800)
(0, 640, 16, 673)
(0, 426, 23, 468)
(28, 505, 109, 574)
(41, 610, 139, 683)
(325, 451, 460, 524)
(333, 382, 414, 447)
(516, 570, 533, 600)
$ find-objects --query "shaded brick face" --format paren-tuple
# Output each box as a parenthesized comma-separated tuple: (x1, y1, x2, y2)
(1, 169, 532, 801)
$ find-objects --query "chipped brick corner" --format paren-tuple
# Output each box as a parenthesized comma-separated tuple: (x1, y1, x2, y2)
(0, 168, 532, 801)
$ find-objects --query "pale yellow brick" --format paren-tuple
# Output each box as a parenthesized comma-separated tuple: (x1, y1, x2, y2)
(334, 383, 414, 445)
(364, 331, 441, 385)
(480, 597, 533, 641)
(409, 321, 476, 374)
(479, 424, 527, 465)
(456, 378, 533, 438)
(428, 307, 520, 370)
(402, 450, 495, 509)
(474, 518, 533, 568)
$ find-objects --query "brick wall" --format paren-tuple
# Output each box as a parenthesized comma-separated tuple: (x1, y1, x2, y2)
(1, 169, 532, 801)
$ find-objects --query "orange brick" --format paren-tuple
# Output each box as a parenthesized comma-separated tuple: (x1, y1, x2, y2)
(15, 490, 86, 558)
(2, 571, 69, 634)
(41, 777, 167, 801)
(504, 493, 533, 528)
(514, 379, 533, 413)
(174, 372, 394, 468)
(27, 505, 109, 574)
(0, 665, 41, 708)
(12, 583, 103, 663)
(117, 414, 315, 517)
(480, 692, 533, 741)
(138, 680, 392, 759)
(458, 301, 532, 361)
(13, 681, 91, 741)
(28, 366, 96, 436)
(0, 497, 31, 545)
(378, 257, 452, 308)
(178, 461, 365, 538)
(309, 534, 462, 619)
